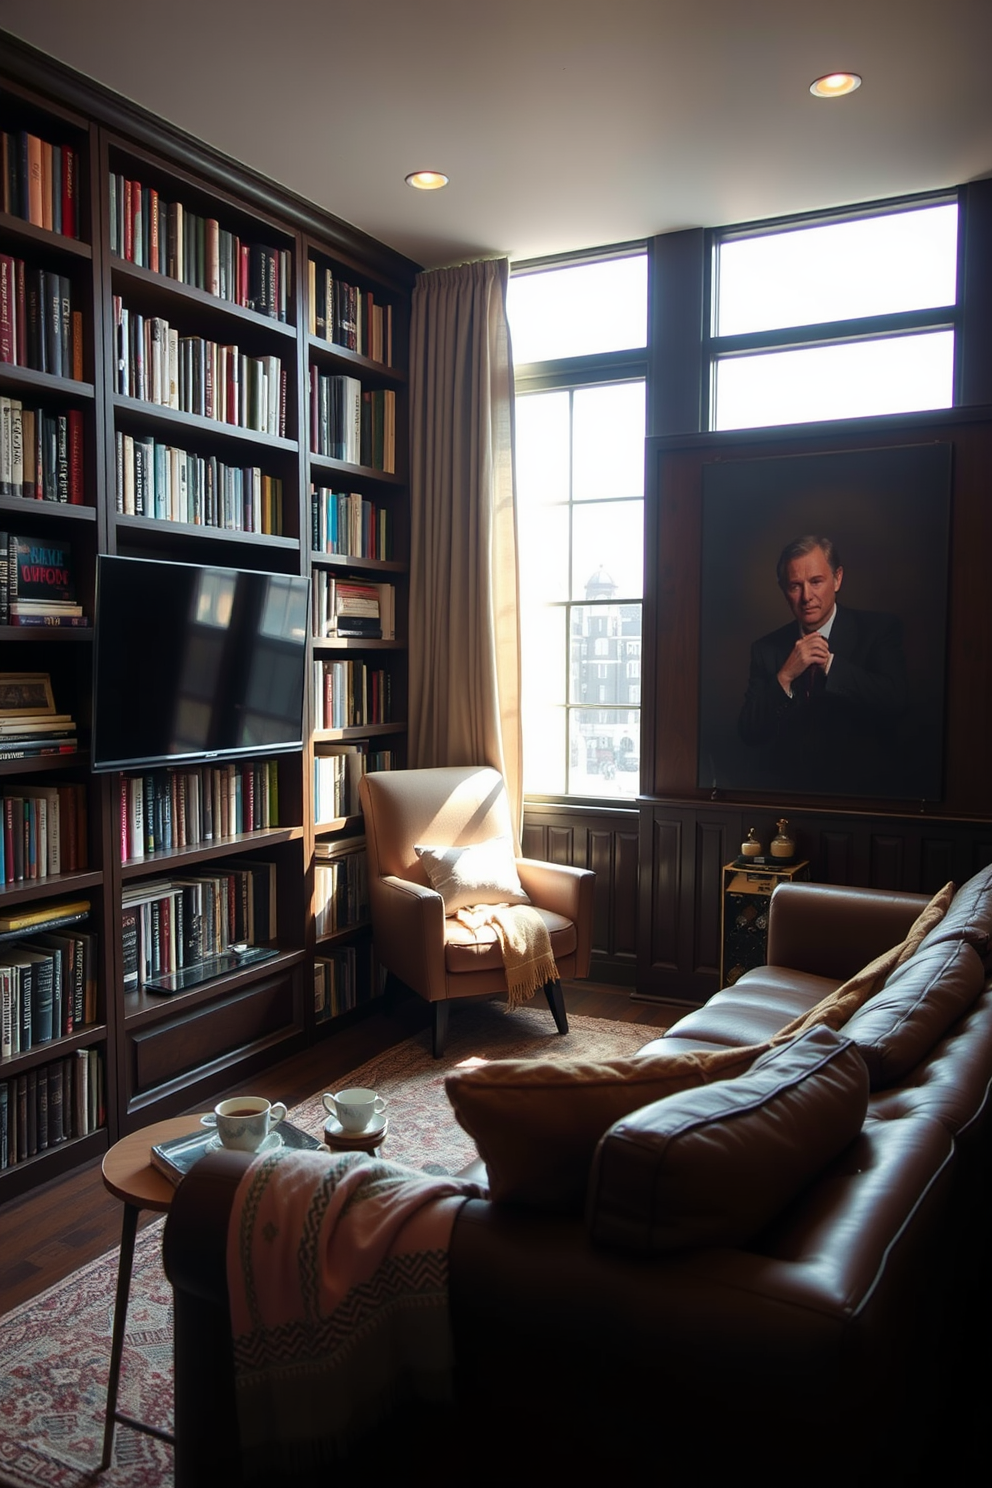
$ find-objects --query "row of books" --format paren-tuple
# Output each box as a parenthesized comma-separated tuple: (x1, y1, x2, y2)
(315, 946, 366, 1023)
(0, 1050, 104, 1170)
(308, 369, 396, 471)
(314, 746, 393, 824)
(310, 486, 392, 560)
(119, 760, 280, 862)
(121, 861, 277, 989)
(114, 433, 284, 533)
(109, 173, 291, 320)
(113, 297, 287, 436)
(2, 783, 89, 881)
(314, 659, 393, 731)
(0, 257, 83, 380)
(312, 576, 395, 640)
(0, 400, 84, 504)
(315, 838, 369, 937)
(2, 131, 81, 239)
(307, 260, 393, 365)
(1, 923, 98, 1054)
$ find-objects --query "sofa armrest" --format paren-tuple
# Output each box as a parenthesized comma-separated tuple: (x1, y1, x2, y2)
(368, 873, 448, 1001)
(516, 860, 595, 978)
(767, 882, 930, 982)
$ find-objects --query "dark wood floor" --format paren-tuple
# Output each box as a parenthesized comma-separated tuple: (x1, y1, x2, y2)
(0, 982, 675, 1317)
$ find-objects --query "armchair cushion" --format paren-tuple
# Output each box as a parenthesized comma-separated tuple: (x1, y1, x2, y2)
(414, 835, 530, 914)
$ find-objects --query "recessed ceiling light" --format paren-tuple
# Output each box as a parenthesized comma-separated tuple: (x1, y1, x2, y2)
(405, 171, 449, 190)
(809, 72, 862, 99)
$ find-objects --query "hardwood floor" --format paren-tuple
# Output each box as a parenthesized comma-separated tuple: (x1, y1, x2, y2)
(0, 982, 675, 1317)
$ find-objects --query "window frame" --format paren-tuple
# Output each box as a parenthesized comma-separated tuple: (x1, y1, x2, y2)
(705, 190, 963, 429)
(511, 245, 648, 805)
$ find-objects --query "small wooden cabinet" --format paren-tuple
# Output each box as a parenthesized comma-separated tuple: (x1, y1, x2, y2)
(720, 859, 810, 989)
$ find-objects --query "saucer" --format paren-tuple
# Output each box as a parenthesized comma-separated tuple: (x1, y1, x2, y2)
(205, 1129, 283, 1155)
(324, 1110, 387, 1139)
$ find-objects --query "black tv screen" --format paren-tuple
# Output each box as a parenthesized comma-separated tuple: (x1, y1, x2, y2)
(92, 554, 309, 773)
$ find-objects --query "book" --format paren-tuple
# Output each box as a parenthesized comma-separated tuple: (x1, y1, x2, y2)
(150, 1116, 322, 1185)
(0, 898, 90, 935)
(7, 537, 76, 604)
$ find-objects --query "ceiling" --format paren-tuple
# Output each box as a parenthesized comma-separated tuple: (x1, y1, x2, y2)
(2, 0, 991, 271)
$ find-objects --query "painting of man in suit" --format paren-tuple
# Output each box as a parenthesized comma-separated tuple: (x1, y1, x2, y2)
(738, 535, 908, 795)
(697, 442, 950, 801)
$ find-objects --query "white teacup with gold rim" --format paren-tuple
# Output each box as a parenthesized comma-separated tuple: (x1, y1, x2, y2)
(322, 1087, 387, 1134)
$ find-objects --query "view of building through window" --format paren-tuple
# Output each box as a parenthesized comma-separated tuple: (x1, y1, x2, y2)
(508, 255, 647, 800)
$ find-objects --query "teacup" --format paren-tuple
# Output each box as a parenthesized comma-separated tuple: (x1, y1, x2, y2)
(202, 1095, 287, 1151)
(323, 1087, 387, 1133)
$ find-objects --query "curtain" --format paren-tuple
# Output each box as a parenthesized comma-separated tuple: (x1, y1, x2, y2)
(407, 257, 523, 838)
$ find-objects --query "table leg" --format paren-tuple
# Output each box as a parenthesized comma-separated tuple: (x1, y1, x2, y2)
(101, 1201, 139, 1470)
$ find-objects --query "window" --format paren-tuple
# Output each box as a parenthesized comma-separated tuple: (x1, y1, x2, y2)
(508, 251, 647, 800)
(710, 199, 959, 430)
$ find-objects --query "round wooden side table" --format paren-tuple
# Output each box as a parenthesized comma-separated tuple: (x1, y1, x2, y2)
(100, 1114, 207, 1469)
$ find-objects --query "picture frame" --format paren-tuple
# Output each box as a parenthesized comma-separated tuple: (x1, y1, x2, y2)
(696, 442, 952, 801)
(0, 672, 56, 717)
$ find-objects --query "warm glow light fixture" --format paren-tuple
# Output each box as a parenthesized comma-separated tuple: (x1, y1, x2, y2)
(405, 170, 449, 190)
(809, 72, 862, 99)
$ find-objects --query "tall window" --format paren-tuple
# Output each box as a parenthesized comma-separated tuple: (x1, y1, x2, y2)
(710, 198, 959, 430)
(508, 252, 647, 799)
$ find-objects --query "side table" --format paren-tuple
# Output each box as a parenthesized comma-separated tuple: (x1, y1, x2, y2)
(100, 1114, 207, 1469)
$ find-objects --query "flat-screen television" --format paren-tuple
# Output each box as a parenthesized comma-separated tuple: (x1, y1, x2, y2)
(92, 554, 309, 773)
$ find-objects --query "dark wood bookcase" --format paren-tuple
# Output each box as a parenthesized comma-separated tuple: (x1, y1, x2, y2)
(0, 33, 417, 1201)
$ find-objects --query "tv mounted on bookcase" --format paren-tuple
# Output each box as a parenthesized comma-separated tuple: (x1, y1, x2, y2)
(92, 554, 310, 773)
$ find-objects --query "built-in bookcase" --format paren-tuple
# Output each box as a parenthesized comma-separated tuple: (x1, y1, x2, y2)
(305, 237, 410, 1021)
(0, 79, 116, 1199)
(0, 34, 416, 1203)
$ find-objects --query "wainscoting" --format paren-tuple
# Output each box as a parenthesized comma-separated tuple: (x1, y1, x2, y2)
(524, 796, 992, 1005)
(522, 801, 639, 985)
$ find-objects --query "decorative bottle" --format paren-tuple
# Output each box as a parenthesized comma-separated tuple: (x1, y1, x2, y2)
(740, 827, 762, 859)
(770, 818, 795, 860)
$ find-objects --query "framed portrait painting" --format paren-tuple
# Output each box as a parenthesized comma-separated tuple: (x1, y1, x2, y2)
(697, 441, 952, 801)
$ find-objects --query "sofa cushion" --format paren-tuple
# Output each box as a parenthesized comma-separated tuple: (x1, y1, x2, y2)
(586, 1026, 869, 1255)
(444, 1042, 760, 1213)
(842, 937, 985, 1089)
(768, 881, 954, 1043)
(414, 835, 530, 914)
(912, 862, 992, 961)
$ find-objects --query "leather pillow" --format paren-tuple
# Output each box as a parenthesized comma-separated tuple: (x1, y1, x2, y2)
(444, 1042, 761, 1213)
(414, 836, 529, 914)
(768, 880, 954, 1043)
(586, 1026, 869, 1255)
(842, 937, 985, 1089)
(911, 862, 992, 960)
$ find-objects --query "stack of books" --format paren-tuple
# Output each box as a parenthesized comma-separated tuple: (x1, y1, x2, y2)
(1, 535, 88, 628)
(0, 673, 78, 760)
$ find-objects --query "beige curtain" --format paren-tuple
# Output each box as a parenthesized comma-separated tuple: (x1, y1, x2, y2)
(407, 257, 523, 837)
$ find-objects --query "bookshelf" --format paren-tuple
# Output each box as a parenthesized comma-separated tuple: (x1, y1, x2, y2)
(306, 236, 410, 1026)
(0, 35, 416, 1200)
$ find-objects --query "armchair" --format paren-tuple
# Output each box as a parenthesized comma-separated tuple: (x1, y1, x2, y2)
(359, 766, 595, 1056)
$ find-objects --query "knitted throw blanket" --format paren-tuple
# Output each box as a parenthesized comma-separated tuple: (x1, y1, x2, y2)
(455, 903, 559, 1008)
(227, 1148, 481, 1481)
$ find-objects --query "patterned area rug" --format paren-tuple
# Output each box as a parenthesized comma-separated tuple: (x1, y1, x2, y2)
(0, 1007, 656, 1487)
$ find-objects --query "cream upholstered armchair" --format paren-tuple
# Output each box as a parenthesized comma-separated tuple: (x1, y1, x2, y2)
(359, 766, 595, 1057)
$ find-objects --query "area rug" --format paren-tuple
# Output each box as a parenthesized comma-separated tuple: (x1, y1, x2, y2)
(0, 1007, 657, 1488)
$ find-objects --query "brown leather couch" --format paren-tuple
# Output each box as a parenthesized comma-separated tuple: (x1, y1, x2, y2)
(163, 870, 992, 1487)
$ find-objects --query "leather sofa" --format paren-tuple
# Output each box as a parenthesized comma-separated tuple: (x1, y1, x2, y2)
(163, 869, 992, 1486)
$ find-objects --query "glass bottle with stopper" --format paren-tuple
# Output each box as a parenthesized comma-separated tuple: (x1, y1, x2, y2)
(741, 827, 762, 859)
(770, 818, 795, 860)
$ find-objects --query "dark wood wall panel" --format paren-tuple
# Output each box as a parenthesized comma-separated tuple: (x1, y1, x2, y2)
(693, 819, 732, 975)
(522, 805, 639, 983)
